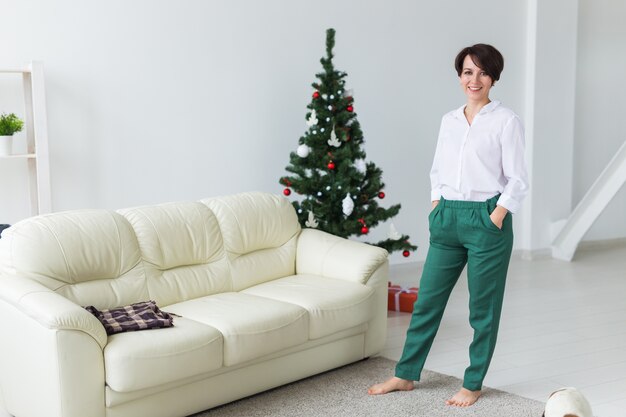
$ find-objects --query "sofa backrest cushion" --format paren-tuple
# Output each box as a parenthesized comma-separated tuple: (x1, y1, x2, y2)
(202, 192, 300, 291)
(0, 192, 301, 308)
(119, 202, 231, 307)
(0, 210, 148, 309)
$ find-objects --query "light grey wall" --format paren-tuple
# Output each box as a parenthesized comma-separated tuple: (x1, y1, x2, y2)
(5, 1, 623, 264)
(0, 0, 528, 264)
(574, 0, 626, 241)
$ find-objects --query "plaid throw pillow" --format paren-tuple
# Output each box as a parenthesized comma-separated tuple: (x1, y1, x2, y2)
(85, 300, 174, 335)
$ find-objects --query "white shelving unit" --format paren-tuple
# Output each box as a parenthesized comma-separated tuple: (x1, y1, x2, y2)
(0, 61, 51, 216)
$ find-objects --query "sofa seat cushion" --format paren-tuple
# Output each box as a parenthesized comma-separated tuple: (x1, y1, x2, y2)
(164, 292, 308, 366)
(241, 274, 375, 339)
(104, 317, 223, 393)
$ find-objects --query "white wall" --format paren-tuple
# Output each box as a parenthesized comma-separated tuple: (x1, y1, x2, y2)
(0, 0, 529, 264)
(574, 0, 626, 241)
(4, 0, 622, 265)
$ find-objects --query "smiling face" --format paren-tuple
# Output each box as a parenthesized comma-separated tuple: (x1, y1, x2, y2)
(459, 55, 493, 105)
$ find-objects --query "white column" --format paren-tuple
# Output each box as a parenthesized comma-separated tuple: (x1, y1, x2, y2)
(521, 0, 579, 256)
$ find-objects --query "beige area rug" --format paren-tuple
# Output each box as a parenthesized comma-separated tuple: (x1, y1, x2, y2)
(193, 357, 545, 417)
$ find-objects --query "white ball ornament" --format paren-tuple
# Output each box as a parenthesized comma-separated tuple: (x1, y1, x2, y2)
(317, 191, 322, 197)
(327, 105, 332, 110)
(320, 128, 325, 132)
(322, 94, 328, 100)
(330, 95, 334, 99)
(296, 144, 311, 158)
(326, 117, 330, 122)
(326, 186, 331, 190)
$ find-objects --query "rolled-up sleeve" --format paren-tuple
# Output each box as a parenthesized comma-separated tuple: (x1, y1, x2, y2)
(497, 116, 529, 213)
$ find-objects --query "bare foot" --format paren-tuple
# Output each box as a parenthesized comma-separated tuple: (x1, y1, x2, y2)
(367, 376, 414, 395)
(445, 387, 482, 407)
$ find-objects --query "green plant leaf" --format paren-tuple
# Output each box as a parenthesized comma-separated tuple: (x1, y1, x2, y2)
(0, 113, 24, 136)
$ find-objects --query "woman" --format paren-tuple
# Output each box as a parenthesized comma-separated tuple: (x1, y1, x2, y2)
(368, 44, 528, 407)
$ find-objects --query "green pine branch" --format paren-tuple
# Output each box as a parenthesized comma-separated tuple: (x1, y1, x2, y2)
(278, 28, 417, 256)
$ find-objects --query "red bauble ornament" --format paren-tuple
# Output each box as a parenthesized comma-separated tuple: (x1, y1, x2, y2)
(283, 188, 291, 196)
(361, 226, 369, 234)
(313, 91, 320, 99)
(347, 105, 354, 112)
(378, 192, 386, 199)
(402, 250, 410, 258)
(327, 161, 335, 170)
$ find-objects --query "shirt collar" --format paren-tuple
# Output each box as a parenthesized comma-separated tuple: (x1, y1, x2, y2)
(453, 100, 501, 119)
(481, 100, 501, 114)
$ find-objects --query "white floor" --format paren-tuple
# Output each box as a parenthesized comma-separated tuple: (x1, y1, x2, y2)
(381, 242, 626, 417)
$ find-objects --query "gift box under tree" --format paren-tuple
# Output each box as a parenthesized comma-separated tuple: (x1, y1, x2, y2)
(388, 283, 418, 313)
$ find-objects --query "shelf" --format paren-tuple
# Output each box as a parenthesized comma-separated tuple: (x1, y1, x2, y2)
(0, 153, 36, 159)
(0, 67, 32, 74)
(0, 61, 51, 216)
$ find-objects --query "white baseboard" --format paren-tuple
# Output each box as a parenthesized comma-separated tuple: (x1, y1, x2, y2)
(576, 237, 626, 251)
(393, 238, 626, 267)
(516, 237, 626, 261)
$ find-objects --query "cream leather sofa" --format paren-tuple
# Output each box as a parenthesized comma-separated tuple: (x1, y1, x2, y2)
(0, 192, 388, 417)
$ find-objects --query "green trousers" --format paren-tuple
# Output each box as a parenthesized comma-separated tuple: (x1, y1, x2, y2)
(395, 195, 513, 391)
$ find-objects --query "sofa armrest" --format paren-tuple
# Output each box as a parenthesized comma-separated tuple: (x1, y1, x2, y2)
(0, 277, 107, 349)
(296, 229, 389, 285)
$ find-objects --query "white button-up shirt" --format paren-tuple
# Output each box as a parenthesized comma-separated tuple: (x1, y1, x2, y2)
(430, 100, 529, 213)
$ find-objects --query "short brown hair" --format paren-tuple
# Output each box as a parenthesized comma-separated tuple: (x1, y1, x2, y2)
(454, 44, 504, 83)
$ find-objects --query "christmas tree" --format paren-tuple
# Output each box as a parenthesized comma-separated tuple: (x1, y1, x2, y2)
(279, 28, 417, 257)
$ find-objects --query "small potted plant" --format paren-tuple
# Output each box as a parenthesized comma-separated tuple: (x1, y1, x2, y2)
(0, 113, 25, 156)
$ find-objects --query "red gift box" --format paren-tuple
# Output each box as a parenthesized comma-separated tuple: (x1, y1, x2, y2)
(388, 283, 418, 313)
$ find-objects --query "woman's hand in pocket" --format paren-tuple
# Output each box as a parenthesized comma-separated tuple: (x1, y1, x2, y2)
(489, 205, 508, 229)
